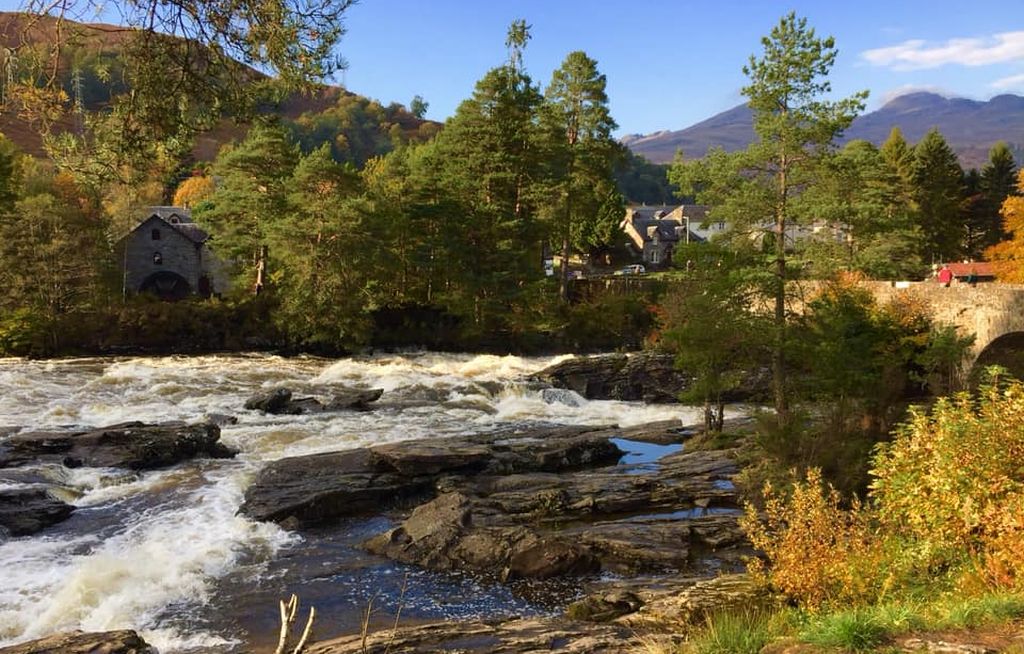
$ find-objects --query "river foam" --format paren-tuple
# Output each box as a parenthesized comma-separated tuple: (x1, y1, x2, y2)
(0, 352, 737, 651)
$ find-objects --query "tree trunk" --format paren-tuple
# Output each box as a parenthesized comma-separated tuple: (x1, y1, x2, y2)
(773, 165, 789, 424)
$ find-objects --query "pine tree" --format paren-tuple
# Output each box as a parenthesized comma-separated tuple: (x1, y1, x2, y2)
(541, 50, 624, 300)
(979, 141, 1019, 249)
(194, 121, 299, 292)
(670, 13, 866, 421)
(911, 129, 965, 263)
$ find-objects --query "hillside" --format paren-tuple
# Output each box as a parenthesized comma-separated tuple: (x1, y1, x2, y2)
(0, 12, 434, 162)
(625, 92, 1024, 169)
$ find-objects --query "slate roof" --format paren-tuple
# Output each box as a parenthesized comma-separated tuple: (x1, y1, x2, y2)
(125, 207, 209, 244)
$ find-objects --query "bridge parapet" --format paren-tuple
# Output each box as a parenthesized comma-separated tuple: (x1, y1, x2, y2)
(856, 281, 1024, 364)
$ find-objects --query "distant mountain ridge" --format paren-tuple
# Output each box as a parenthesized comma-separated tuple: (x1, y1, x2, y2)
(623, 92, 1024, 169)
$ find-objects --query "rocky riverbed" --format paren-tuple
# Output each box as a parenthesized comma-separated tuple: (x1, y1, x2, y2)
(0, 353, 758, 653)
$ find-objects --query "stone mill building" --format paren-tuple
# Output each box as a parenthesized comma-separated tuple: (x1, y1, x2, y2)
(118, 207, 228, 300)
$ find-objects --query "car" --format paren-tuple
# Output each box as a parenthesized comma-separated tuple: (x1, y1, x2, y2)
(619, 264, 645, 275)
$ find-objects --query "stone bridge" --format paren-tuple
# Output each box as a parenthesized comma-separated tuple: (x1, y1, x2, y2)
(859, 281, 1024, 374)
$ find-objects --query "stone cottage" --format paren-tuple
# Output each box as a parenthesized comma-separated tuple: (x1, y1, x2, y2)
(620, 205, 711, 267)
(118, 207, 228, 300)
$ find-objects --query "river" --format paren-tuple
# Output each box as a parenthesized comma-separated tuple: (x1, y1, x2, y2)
(0, 352, 730, 652)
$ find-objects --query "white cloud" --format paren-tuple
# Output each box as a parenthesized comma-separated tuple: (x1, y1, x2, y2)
(991, 73, 1024, 90)
(862, 31, 1024, 71)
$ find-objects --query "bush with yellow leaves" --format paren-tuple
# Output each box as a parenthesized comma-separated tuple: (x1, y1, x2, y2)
(741, 468, 885, 610)
(744, 370, 1024, 609)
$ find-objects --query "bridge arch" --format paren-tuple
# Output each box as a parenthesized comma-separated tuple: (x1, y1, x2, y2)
(856, 281, 1024, 381)
(139, 271, 191, 301)
(970, 331, 1024, 383)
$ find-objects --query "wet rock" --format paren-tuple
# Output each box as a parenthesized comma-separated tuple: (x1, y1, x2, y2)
(0, 488, 75, 537)
(532, 351, 688, 403)
(566, 590, 644, 623)
(365, 492, 600, 580)
(365, 445, 743, 580)
(239, 448, 435, 526)
(0, 630, 154, 654)
(306, 616, 639, 654)
(0, 422, 235, 470)
(244, 387, 383, 415)
(244, 387, 293, 413)
(204, 413, 238, 426)
(533, 351, 769, 403)
(241, 425, 623, 527)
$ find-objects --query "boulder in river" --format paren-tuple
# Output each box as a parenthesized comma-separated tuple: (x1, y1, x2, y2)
(244, 387, 383, 414)
(532, 351, 690, 403)
(0, 421, 235, 469)
(532, 351, 770, 403)
(0, 488, 74, 537)
(0, 630, 154, 654)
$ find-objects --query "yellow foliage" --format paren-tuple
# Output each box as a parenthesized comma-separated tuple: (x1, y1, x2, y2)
(985, 170, 1024, 282)
(744, 376, 1024, 611)
(741, 469, 885, 610)
(173, 175, 216, 209)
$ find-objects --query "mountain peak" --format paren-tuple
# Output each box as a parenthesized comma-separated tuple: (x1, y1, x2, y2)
(625, 93, 1024, 169)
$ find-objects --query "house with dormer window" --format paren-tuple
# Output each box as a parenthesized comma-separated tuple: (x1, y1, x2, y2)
(117, 207, 228, 300)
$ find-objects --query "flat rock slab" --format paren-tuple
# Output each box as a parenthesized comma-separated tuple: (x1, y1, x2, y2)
(0, 488, 74, 537)
(0, 422, 235, 469)
(307, 617, 640, 654)
(244, 387, 383, 414)
(0, 630, 154, 654)
(364, 447, 742, 580)
(240, 425, 623, 527)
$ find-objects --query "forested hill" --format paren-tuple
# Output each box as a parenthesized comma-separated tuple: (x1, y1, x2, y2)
(0, 12, 438, 164)
(623, 92, 1024, 169)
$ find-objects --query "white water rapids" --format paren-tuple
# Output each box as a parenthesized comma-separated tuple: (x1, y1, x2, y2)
(0, 352, 737, 651)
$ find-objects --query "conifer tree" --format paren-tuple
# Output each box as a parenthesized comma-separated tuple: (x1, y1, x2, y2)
(541, 51, 623, 299)
(911, 129, 965, 263)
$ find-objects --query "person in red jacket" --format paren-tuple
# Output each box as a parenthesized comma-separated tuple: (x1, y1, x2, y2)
(937, 264, 953, 287)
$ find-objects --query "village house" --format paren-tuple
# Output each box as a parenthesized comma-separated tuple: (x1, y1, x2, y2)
(619, 205, 715, 268)
(117, 207, 228, 300)
(620, 204, 848, 267)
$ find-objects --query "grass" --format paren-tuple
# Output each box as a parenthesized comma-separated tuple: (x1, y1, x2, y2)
(688, 609, 777, 654)
(661, 591, 1024, 654)
(928, 591, 1024, 630)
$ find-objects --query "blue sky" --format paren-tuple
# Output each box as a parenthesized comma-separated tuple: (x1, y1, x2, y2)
(335, 0, 1024, 135)
(3, 0, 1023, 135)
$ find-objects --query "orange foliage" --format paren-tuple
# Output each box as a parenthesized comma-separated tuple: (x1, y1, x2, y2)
(985, 170, 1024, 282)
(741, 469, 886, 610)
(172, 175, 216, 209)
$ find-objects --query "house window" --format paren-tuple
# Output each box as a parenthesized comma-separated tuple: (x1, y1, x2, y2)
(717, 222, 726, 230)
(152, 228, 161, 240)
(651, 249, 660, 264)
(153, 252, 163, 265)
(169, 215, 180, 224)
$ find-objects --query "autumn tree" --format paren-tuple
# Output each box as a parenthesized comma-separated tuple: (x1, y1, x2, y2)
(670, 13, 866, 421)
(986, 170, 1024, 282)
(173, 175, 216, 209)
